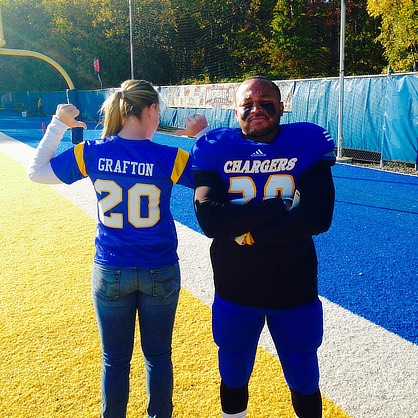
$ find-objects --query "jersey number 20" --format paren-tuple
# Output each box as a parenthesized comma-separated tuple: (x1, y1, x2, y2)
(229, 174, 295, 203)
(95, 179, 161, 228)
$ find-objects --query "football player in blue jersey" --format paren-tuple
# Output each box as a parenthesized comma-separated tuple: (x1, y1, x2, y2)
(28, 79, 194, 418)
(183, 76, 335, 418)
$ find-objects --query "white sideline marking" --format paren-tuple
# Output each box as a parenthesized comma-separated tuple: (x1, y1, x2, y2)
(1, 133, 417, 418)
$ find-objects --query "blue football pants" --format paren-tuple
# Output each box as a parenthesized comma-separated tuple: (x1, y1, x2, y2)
(212, 294, 323, 396)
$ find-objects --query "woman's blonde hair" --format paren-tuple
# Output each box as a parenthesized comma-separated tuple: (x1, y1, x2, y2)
(100, 79, 159, 137)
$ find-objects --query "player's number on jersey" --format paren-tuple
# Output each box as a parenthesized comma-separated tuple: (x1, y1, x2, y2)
(229, 174, 294, 203)
(95, 180, 161, 228)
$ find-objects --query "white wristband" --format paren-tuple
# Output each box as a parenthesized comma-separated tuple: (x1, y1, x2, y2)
(193, 125, 210, 139)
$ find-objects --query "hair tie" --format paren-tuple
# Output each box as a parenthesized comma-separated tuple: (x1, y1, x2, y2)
(120, 91, 125, 99)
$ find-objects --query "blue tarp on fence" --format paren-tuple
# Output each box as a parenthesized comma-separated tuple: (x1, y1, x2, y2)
(382, 75, 418, 163)
(2, 73, 417, 164)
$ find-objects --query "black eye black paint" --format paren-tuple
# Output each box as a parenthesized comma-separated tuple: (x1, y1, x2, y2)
(239, 106, 252, 121)
(239, 102, 277, 120)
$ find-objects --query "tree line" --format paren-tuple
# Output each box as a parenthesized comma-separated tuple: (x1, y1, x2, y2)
(0, 0, 416, 92)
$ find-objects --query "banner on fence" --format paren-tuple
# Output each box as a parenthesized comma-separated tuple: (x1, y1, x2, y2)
(159, 81, 294, 112)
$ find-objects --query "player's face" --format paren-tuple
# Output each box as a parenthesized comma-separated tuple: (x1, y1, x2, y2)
(235, 79, 283, 142)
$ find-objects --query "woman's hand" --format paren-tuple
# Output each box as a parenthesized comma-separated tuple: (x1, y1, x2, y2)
(174, 114, 208, 137)
(54, 104, 87, 129)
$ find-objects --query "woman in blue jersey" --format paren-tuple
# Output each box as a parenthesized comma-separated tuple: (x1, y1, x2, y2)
(28, 79, 194, 418)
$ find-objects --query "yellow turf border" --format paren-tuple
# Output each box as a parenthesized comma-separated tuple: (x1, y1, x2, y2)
(0, 150, 350, 417)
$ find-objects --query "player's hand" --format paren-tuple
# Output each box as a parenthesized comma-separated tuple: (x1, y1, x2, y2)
(174, 114, 208, 137)
(54, 104, 87, 129)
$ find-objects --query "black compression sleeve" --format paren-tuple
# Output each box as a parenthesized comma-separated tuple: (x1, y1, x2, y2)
(193, 170, 286, 238)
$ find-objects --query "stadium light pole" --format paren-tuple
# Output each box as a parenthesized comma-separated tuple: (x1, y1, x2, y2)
(336, 0, 351, 162)
(0, 6, 5, 48)
(129, 0, 134, 79)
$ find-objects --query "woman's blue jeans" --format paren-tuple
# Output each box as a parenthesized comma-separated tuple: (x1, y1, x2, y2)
(91, 262, 180, 418)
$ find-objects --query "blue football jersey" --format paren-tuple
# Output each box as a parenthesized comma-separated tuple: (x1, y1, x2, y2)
(192, 122, 335, 203)
(50, 135, 193, 267)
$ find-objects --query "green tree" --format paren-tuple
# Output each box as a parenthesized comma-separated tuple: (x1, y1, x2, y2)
(269, 0, 340, 79)
(167, 0, 277, 83)
(0, 0, 398, 92)
(0, 0, 67, 91)
(268, 0, 385, 79)
(367, 0, 418, 72)
(0, 0, 133, 91)
(228, 0, 278, 80)
(169, 0, 239, 83)
(42, 0, 132, 88)
(167, 0, 207, 83)
(344, 0, 386, 75)
(194, 0, 274, 82)
(132, 0, 177, 84)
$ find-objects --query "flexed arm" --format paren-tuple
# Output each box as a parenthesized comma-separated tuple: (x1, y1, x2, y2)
(194, 170, 287, 239)
(28, 104, 86, 184)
